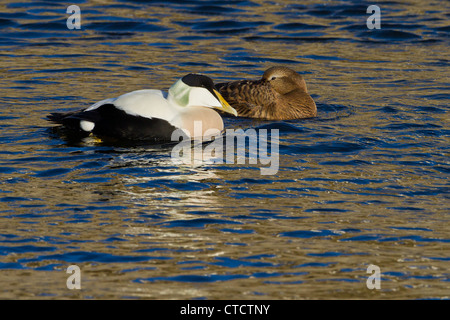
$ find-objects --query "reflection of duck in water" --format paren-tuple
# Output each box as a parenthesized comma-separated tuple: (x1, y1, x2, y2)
(47, 74, 237, 142)
(215, 66, 317, 120)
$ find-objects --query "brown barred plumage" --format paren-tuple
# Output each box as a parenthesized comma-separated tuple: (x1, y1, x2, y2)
(216, 66, 317, 120)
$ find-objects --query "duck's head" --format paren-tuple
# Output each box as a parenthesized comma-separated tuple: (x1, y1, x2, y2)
(262, 66, 309, 95)
(169, 74, 237, 116)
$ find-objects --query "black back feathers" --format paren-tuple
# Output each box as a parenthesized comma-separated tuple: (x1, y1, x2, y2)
(48, 104, 178, 142)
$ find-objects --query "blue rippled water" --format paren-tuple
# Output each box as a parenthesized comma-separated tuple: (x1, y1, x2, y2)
(0, 0, 449, 300)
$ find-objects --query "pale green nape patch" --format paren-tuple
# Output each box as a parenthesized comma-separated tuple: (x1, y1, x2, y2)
(168, 78, 190, 107)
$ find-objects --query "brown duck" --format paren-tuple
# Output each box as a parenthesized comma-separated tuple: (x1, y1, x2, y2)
(215, 66, 317, 120)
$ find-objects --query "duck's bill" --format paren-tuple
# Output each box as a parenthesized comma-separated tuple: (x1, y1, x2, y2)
(213, 89, 238, 116)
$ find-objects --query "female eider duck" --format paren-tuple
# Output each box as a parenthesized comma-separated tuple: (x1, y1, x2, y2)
(48, 74, 237, 142)
(215, 66, 316, 120)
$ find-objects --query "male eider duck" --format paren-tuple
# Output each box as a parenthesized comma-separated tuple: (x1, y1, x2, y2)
(47, 74, 237, 142)
(215, 66, 317, 120)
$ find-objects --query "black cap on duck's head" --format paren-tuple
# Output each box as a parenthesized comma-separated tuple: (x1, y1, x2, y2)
(262, 66, 308, 95)
(169, 73, 237, 116)
(181, 73, 216, 95)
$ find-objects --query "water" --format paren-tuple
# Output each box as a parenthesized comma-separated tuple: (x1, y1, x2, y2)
(0, 0, 449, 299)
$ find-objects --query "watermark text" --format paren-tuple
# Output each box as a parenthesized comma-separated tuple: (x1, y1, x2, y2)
(367, 5, 381, 29)
(171, 122, 279, 175)
(66, 265, 81, 289)
(66, 5, 81, 30)
(366, 264, 381, 289)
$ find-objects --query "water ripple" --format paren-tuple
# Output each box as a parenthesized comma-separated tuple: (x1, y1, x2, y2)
(0, 0, 448, 300)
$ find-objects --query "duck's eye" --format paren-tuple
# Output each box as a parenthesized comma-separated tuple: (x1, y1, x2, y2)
(270, 76, 277, 80)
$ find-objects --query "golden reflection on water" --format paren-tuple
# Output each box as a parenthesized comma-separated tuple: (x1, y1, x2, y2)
(0, 0, 448, 300)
